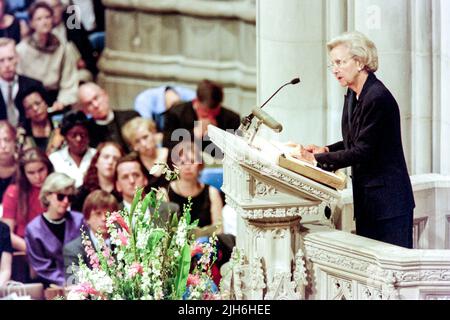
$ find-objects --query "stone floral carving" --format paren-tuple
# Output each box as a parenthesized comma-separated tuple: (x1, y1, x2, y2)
(254, 180, 278, 196)
(265, 272, 299, 300)
(293, 249, 308, 297)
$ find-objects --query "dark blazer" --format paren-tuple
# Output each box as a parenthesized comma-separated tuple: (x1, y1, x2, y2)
(63, 11, 98, 76)
(315, 72, 415, 222)
(63, 232, 89, 284)
(86, 110, 139, 152)
(0, 75, 46, 126)
(162, 101, 241, 151)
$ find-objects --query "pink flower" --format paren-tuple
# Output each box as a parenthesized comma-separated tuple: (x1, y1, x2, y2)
(191, 244, 203, 257)
(203, 292, 220, 300)
(129, 262, 144, 277)
(108, 211, 130, 234)
(187, 274, 201, 287)
(117, 229, 129, 246)
(83, 238, 100, 269)
(74, 282, 100, 297)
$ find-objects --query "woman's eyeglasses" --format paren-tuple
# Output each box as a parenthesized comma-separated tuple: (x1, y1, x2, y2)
(55, 193, 75, 202)
(327, 55, 356, 70)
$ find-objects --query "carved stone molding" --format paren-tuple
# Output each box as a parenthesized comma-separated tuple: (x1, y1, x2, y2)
(265, 272, 299, 300)
(254, 180, 278, 197)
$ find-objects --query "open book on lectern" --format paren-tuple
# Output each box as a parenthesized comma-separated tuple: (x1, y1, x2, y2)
(253, 139, 347, 190)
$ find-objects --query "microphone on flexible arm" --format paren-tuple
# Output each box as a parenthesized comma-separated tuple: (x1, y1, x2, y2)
(237, 77, 301, 135)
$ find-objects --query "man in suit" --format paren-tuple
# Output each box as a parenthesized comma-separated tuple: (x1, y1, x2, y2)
(78, 82, 139, 152)
(114, 153, 179, 225)
(0, 37, 47, 127)
(296, 31, 415, 248)
(162, 79, 241, 159)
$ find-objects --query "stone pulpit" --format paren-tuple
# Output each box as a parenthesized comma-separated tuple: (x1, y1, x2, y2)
(208, 125, 341, 300)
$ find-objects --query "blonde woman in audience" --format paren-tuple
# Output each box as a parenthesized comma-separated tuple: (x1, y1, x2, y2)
(25, 172, 84, 287)
(2, 147, 54, 251)
(71, 141, 124, 212)
(0, 121, 17, 205)
(121, 117, 169, 188)
(16, 1, 78, 110)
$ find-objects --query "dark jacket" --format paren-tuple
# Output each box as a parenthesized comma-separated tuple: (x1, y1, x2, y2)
(162, 101, 241, 152)
(86, 110, 139, 152)
(315, 72, 415, 222)
(0, 75, 46, 127)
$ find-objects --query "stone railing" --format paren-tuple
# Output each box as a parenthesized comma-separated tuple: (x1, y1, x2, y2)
(303, 224, 450, 300)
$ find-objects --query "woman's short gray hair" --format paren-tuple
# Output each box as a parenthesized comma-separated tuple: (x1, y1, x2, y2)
(327, 31, 379, 73)
(39, 172, 76, 208)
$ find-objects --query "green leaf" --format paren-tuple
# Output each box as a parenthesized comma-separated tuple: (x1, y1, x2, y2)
(140, 190, 154, 219)
(170, 211, 179, 228)
(174, 244, 192, 299)
(130, 187, 143, 216)
(147, 229, 165, 252)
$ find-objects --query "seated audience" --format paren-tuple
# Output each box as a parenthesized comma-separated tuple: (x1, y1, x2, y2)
(134, 85, 195, 132)
(121, 117, 169, 188)
(2, 147, 53, 251)
(0, 121, 16, 204)
(0, 37, 47, 128)
(78, 82, 139, 152)
(71, 141, 124, 212)
(64, 189, 119, 285)
(16, 1, 78, 110)
(163, 79, 240, 158)
(25, 172, 84, 287)
(0, 220, 12, 286)
(21, 88, 64, 155)
(0, 0, 28, 43)
(168, 141, 223, 235)
(49, 110, 96, 187)
(42, 0, 98, 81)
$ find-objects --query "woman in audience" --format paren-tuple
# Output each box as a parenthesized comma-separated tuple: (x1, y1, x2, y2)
(121, 117, 169, 189)
(168, 141, 223, 234)
(49, 110, 96, 188)
(71, 141, 124, 212)
(0, 221, 12, 286)
(0, 0, 28, 43)
(16, 1, 78, 110)
(21, 88, 64, 155)
(25, 172, 84, 287)
(0, 121, 17, 205)
(2, 147, 54, 252)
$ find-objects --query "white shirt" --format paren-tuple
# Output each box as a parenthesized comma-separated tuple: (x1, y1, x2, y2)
(49, 145, 97, 187)
(0, 75, 19, 126)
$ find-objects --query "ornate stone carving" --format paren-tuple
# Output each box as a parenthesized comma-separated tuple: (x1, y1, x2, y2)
(254, 180, 278, 196)
(330, 277, 353, 300)
(293, 249, 308, 296)
(265, 272, 299, 300)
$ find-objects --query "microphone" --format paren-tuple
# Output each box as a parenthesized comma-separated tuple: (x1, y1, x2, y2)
(252, 108, 283, 132)
(237, 77, 300, 135)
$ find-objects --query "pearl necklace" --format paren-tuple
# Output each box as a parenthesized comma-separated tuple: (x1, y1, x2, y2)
(43, 212, 66, 225)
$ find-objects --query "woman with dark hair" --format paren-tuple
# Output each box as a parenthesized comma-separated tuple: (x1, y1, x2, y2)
(71, 141, 124, 212)
(2, 147, 54, 251)
(49, 110, 96, 188)
(16, 1, 78, 110)
(0, 0, 28, 43)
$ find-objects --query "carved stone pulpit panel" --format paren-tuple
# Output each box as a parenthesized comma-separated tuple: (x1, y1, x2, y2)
(208, 126, 340, 299)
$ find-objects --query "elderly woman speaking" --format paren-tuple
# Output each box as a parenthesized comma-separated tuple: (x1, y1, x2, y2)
(297, 31, 415, 248)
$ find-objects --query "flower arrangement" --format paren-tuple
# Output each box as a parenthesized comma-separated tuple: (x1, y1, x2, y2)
(67, 169, 221, 300)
